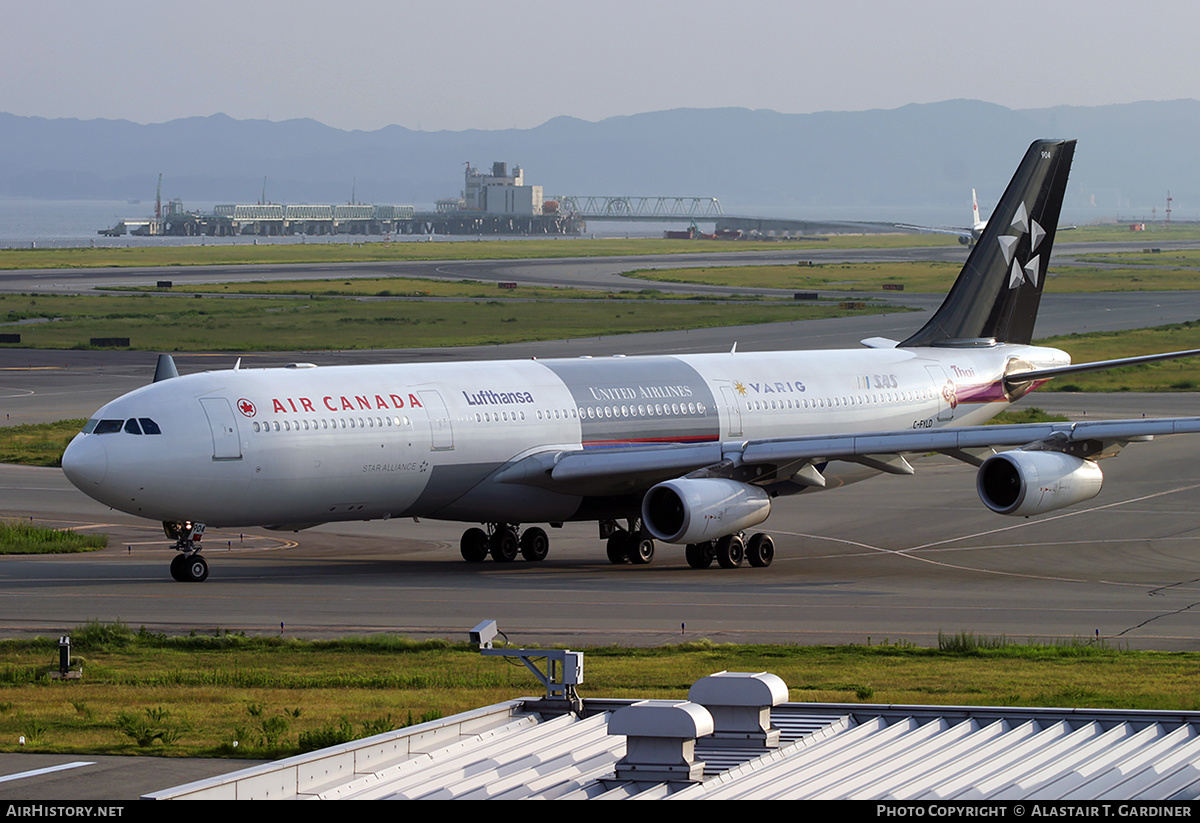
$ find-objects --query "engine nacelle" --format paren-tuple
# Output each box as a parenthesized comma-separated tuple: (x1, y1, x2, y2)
(977, 450, 1103, 516)
(642, 477, 771, 544)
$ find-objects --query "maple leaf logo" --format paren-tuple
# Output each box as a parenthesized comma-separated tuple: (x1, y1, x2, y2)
(237, 398, 256, 417)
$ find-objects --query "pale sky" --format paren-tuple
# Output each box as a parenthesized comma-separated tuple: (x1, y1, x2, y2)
(5, 0, 1199, 132)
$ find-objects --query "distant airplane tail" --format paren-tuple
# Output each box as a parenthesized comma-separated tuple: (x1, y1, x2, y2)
(971, 188, 981, 228)
(900, 139, 1075, 348)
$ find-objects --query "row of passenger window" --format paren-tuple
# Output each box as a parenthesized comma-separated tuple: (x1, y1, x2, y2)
(744, 389, 934, 412)
(476, 402, 710, 424)
(472, 392, 934, 424)
(475, 394, 932, 423)
(84, 418, 162, 435)
(252, 415, 413, 433)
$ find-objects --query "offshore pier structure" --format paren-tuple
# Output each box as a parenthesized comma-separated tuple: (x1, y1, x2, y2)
(99, 161, 756, 238)
(97, 162, 910, 240)
(101, 162, 586, 238)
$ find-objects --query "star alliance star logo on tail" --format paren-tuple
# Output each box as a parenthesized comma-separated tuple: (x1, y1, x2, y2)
(998, 201, 1046, 290)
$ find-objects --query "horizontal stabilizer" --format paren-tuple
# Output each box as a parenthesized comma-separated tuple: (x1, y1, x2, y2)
(1005, 348, 1200, 386)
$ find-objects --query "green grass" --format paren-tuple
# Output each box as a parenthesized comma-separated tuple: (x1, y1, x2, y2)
(626, 260, 1200, 294)
(105, 276, 777, 301)
(625, 261, 962, 292)
(0, 233, 961, 271)
(1056, 223, 1200, 243)
(0, 291, 893, 351)
(0, 623, 1194, 758)
(985, 407, 1069, 425)
(0, 520, 106, 554)
(1039, 321, 1200, 391)
(1045, 265, 1200, 292)
(0, 419, 84, 466)
(1075, 248, 1200, 266)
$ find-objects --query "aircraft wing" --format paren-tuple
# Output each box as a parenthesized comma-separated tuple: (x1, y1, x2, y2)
(499, 416, 1200, 497)
(736, 417, 1200, 466)
(1004, 348, 1200, 385)
(896, 223, 972, 236)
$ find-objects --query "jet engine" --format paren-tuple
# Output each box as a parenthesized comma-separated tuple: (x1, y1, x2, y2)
(642, 477, 771, 544)
(976, 450, 1103, 516)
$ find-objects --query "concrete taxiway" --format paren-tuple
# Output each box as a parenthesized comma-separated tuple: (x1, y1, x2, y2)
(1, 415, 1198, 651)
(2, 312, 1199, 650)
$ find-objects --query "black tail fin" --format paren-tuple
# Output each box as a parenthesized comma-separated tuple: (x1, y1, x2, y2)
(900, 139, 1076, 348)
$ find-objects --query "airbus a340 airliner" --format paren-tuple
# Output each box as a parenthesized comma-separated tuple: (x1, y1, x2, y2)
(62, 140, 1200, 582)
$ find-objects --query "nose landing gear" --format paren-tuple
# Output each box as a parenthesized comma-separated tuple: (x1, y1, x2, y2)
(164, 521, 209, 582)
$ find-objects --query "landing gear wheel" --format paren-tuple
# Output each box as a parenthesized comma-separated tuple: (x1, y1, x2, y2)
(746, 533, 774, 568)
(520, 527, 549, 562)
(490, 528, 519, 562)
(716, 534, 745, 569)
(165, 521, 207, 582)
(606, 530, 630, 564)
(185, 554, 209, 582)
(460, 528, 489, 562)
(629, 537, 655, 565)
(686, 541, 715, 569)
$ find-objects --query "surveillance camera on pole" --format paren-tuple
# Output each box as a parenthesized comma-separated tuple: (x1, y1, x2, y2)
(468, 620, 583, 714)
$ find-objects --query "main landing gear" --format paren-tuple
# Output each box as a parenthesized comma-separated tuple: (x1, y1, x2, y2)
(164, 521, 209, 582)
(456, 521, 775, 570)
(601, 520, 773, 569)
(685, 532, 774, 570)
(601, 518, 656, 565)
(460, 523, 551, 563)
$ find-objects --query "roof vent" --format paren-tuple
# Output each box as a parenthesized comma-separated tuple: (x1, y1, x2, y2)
(609, 700, 713, 783)
(688, 671, 788, 748)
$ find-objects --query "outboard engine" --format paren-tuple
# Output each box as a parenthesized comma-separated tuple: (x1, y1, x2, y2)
(977, 450, 1103, 516)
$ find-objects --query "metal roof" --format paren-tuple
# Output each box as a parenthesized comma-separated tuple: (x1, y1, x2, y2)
(146, 690, 1200, 800)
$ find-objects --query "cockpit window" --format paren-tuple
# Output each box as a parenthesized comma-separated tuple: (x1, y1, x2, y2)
(87, 417, 161, 435)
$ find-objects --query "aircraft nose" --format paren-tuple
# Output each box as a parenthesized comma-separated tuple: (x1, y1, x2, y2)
(61, 434, 108, 491)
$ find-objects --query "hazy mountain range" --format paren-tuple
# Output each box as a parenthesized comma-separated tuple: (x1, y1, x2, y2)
(1, 99, 1196, 219)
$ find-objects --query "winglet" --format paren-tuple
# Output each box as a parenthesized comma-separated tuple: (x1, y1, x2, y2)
(152, 354, 179, 383)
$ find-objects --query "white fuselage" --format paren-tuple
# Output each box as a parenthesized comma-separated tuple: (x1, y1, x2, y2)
(62, 342, 1069, 528)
